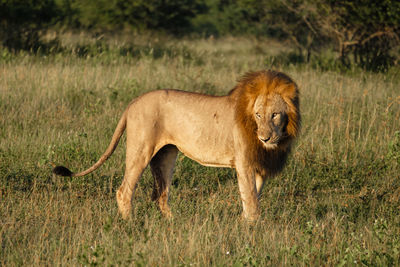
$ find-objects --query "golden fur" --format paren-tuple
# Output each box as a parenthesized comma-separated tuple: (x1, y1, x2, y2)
(53, 70, 300, 221)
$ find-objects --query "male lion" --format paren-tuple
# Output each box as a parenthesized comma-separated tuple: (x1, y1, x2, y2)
(53, 70, 300, 221)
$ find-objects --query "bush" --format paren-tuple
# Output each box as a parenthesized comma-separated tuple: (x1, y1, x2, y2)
(0, 0, 59, 51)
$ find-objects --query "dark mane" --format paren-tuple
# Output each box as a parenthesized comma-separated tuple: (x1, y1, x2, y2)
(229, 70, 300, 176)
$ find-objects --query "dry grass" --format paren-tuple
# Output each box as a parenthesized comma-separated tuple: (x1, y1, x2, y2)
(1, 34, 399, 266)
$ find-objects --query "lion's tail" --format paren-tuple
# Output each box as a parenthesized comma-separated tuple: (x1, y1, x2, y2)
(53, 109, 128, 177)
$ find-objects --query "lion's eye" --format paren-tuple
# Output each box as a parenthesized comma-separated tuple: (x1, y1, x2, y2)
(255, 113, 261, 119)
(272, 113, 278, 119)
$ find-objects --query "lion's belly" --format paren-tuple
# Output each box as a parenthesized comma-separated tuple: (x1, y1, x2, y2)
(152, 89, 236, 168)
(170, 114, 236, 168)
(164, 112, 235, 168)
(176, 144, 235, 168)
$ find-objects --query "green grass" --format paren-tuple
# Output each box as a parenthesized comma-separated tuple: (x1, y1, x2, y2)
(1, 33, 400, 266)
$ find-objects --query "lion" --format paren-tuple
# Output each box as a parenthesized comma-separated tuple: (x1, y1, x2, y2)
(53, 70, 300, 221)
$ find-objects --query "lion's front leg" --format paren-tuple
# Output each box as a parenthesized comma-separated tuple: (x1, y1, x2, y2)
(235, 163, 260, 222)
(255, 173, 266, 198)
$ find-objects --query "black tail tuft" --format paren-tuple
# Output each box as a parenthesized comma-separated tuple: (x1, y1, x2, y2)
(53, 166, 73, 176)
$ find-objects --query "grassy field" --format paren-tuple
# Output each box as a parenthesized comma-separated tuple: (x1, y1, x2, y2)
(1, 34, 400, 266)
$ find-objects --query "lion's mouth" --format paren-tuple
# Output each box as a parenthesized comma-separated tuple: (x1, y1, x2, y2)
(259, 137, 270, 143)
(258, 136, 279, 149)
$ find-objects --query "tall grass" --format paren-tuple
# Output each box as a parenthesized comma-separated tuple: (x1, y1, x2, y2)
(1, 34, 399, 266)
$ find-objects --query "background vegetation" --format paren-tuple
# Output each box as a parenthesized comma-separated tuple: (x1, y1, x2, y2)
(1, 1, 400, 266)
(1, 0, 400, 71)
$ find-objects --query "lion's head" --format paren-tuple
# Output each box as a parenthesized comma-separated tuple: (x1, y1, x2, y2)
(230, 70, 300, 175)
(253, 93, 290, 150)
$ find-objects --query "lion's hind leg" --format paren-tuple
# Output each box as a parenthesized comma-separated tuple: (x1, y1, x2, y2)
(116, 143, 154, 219)
(150, 145, 178, 218)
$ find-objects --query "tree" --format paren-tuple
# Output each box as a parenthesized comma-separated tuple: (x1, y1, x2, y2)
(326, 0, 400, 71)
(262, 0, 326, 62)
(263, 0, 400, 71)
(62, 0, 207, 34)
